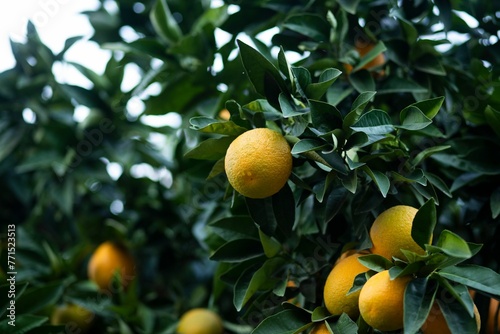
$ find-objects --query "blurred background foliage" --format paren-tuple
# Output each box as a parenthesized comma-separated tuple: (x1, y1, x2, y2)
(0, 0, 499, 333)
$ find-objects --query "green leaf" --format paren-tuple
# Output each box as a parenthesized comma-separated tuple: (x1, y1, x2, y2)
(348, 272, 369, 295)
(306, 68, 342, 100)
(237, 40, 288, 104)
(485, 105, 500, 138)
(331, 313, 358, 334)
(423, 171, 452, 198)
(0, 282, 29, 318)
(251, 309, 312, 334)
(210, 239, 263, 263)
(348, 70, 375, 93)
(350, 91, 376, 114)
(184, 136, 235, 160)
(350, 109, 394, 135)
(283, 14, 330, 41)
(0, 127, 25, 163)
(189, 117, 248, 136)
(406, 96, 444, 120)
(234, 257, 286, 311)
(271, 184, 295, 239)
(403, 278, 438, 334)
(279, 93, 309, 118)
(336, 0, 360, 14)
(362, 166, 390, 198)
(209, 216, 259, 241)
(0, 315, 48, 334)
(357, 254, 393, 272)
(411, 145, 451, 166)
(397, 106, 432, 131)
(412, 199, 436, 250)
(309, 99, 343, 133)
(436, 297, 477, 334)
(246, 197, 277, 236)
(311, 307, 332, 322)
(149, 0, 182, 44)
(435, 230, 472, 259)
(414, 54, 446, 76)
(491, 187, 500, 219)
(259, 229, 281, 258)
(15, 282, 65, 315)
(291, 139, 329, 155)
(378, 76, 428, 94)
(438, 265, 500, 297)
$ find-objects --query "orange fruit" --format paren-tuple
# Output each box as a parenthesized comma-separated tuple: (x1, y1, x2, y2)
(87, 241, 135, 291)
(218, 108, 230, 121)
(344, 39, 386, 75)
(51, 303, 94, 333)
(334, 248, 371, 266)
(224, 128, 292, 199)
(323, 253, 369, 318)
(370, 205, 430, 261)
(310, 322, 330, 334)
(421, 301, 481, 334)
(488, 298, 500, 334)
(177, 308, 224, 334)
(358, 270, 412, 332)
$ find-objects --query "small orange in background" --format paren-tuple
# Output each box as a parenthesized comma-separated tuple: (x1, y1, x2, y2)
(488, 297, 500, 334)
(218, 108, 230, 121)
(343, 38, 386, 77)
(177, 308, 224, 334)
(87, 241, 136, 291)
(310, 322, 330, 334)
(421, 301, 481, 334)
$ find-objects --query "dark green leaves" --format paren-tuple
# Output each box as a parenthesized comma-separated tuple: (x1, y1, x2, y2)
(411, 199, 436, 250)
(403, 278, 437, 334)
(251, 309, 311, 334)
(150, 0, 182, 44)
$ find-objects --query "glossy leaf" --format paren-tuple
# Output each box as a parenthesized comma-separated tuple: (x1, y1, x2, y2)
(438, 265, 500, 297)
(150, 0, 182, 44)
(403, 277, 438, 334)
(251, 309, 311, 334)
(189, 117, 248, 136)
(184, 136, 235, 160)
(412, 198, 436, 250)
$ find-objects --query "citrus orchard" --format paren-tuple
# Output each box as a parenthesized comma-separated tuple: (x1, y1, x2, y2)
(421, 301, 481, 334)
(358, 270, 412, 332)
(177, 308, 224, 334)
(224, 128, 292, 199)
(323, 253, 369, 318)
(87, 241, 135, 290)
(369, 205, 429, 261)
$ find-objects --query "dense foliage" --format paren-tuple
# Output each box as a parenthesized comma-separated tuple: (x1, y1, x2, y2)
(1, 0, 499, 333)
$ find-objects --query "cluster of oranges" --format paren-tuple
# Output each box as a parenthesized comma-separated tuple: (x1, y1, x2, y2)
(316, 205, 482, 333)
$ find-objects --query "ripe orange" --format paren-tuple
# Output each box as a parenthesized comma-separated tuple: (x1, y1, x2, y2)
(323, 253, 369, 318)
(334, 248, 371, 266)
(344, 39, 386, 75)
(310, 322, 330, 334)
(51, 303, 94, 333)
(177, 308, 224, 334)
(218, 108, 230, 121)
(358, 270, 412, 332)
(87, 241, 135, 291)
(488, 298, 500, 334)
(369, 205, 429, 261)
(421, 301, 481, 334)
(224, 128, 292, 199)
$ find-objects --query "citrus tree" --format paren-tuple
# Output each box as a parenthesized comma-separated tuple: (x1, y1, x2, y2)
(1, 0, 500, 333)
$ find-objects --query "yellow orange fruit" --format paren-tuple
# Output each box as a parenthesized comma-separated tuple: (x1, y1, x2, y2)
(358, 270, 412, 332)
(323, 253, 369, 318)
(177, 308, 224, 334)
(421, 301, 480, 334)
(310, 322, 330, 334)
(87, 241, 135, 291)
(218, 108, 230, 121)
(370, 205, 429, 261)
(224, 128, 292, 199)
(488, 298, 500, 334)
(334, 248, 371, 266)
(344, 39, 386, 75)
(51, 304, 94, 333)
